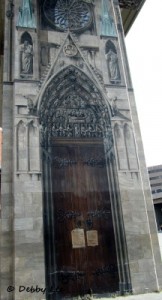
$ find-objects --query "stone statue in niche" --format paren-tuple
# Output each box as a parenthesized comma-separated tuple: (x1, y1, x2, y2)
(27, 98, 34, 114)
(110, 97, 119, 116)
(106, 48, 121, 84)
(20, 40, 33, 74)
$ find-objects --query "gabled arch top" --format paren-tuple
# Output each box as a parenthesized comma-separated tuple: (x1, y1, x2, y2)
(38, 65, 112, 147)
(38, 65, 111, 114)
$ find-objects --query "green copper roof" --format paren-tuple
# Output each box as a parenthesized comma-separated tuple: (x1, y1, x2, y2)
(101, 0, 117, 37)
(17, 0, 36, 29)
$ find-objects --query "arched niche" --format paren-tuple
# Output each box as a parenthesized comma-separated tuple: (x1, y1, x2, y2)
(124, 123, 138, 170)
(114, 123, 128, 170)
(20, 32, 33, 75)
(38, 65, 132, 298)
(105, 40, 117, 54)
(105, 40, 121, 84)
(17, 121, 27, 171)
(20, 31, 33, 45)
(28, 121, 40, 171)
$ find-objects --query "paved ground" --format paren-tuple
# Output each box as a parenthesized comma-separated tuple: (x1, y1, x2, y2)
(101, 292, 162, 300)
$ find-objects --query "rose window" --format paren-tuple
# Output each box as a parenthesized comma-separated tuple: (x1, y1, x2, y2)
(43, 0, 92, 32)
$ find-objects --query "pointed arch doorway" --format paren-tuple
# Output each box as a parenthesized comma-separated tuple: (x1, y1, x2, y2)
(39, 66, 131, 298)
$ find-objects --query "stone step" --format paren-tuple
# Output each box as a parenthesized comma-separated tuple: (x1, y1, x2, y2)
(99, 292, 162, 300)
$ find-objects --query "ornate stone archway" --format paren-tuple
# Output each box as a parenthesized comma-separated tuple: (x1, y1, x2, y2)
(38, 65, 132, 298)
(38, 65, 112, 148)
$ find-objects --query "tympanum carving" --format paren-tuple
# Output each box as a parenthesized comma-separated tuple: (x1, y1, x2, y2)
(39, 66, 113, 150)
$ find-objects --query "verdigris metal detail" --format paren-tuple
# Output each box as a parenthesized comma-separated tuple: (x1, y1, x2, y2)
(17, 0, 36, 28)
(83, 157, 106, 168)
(87, 210, 111, 219)
(93, 264, 118, 276)
(53, 156, 77, 168)
(101, 0, 117, 37)
(57, 209, 81, 222)
(43, 0, 92, 32)
(55, 270, 85, 284)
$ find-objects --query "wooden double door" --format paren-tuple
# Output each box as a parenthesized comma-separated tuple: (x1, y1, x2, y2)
(48, 141, 119, 297)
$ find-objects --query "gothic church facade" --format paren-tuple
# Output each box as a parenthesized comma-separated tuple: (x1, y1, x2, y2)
(1, 0, 162, 299)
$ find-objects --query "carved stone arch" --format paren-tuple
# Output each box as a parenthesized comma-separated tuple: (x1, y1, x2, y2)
(114, 123, 128, 170)
(38, 65, 113, 147)
(123, 123, 138, 170)
(20, 31, 33, 45)
(105, 40, 117, 54)
(17, 120, 27, 171)
(39, 65, 132, 298)
(38, 64, 110, 111)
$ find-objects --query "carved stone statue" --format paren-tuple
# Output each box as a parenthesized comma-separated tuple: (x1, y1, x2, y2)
(106, 49, 121, 84)
(20, 40, 33, 74)
(111, 96, 119, 116)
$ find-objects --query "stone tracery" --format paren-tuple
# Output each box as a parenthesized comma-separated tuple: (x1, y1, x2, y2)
(39, 66, 113, 149)
(43, 0, 92, 32)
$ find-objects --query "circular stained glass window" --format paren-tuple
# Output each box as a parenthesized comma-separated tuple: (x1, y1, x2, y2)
(43, 0, 92, 32)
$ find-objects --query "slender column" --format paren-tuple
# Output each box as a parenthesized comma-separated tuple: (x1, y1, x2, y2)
(106, 150, 132, 294)
(5, 0, 14, 81)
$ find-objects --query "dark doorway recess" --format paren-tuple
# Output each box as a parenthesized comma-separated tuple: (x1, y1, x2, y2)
(53, 140, 118, 297)
(42, 139, 129, 299)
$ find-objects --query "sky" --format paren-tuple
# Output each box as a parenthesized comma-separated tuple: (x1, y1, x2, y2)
(125, 0, 162, 167)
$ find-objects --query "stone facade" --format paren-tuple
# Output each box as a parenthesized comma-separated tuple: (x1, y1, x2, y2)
(0, 0, 162, 300)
